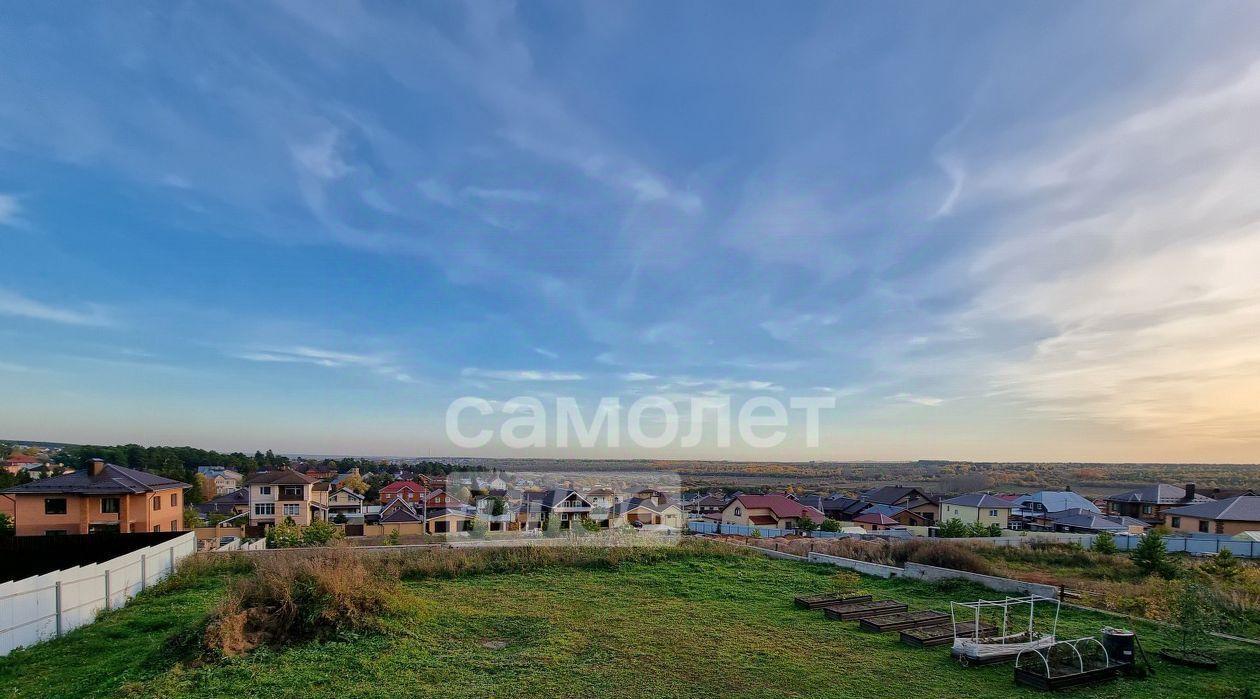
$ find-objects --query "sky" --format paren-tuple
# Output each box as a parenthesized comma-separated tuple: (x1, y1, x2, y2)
(3, 1, 1260, 462)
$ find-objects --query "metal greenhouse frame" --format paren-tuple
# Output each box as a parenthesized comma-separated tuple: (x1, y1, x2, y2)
(949, 594, 1060, 666)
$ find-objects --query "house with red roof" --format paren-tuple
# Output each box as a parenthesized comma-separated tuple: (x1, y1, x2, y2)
(851, 512, 899, 531)
(719, 494, 824, 530)
(378, 480, 428, 505)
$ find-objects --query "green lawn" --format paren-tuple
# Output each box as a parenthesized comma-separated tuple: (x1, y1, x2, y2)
(2, 548, 1257, 698)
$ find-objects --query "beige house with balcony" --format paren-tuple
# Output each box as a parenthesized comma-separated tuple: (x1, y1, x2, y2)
(246, 470, 329, 532)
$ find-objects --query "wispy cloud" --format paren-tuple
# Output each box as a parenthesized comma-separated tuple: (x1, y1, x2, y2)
(234, 346, 417, 383)
(0, 194, 20, 227)
(533, 347, 558, 359)
(461, 367, 584, 381)
(0, 289, 113, 326)
(889, 393, 946, 407)
(620, 372, 657, 381)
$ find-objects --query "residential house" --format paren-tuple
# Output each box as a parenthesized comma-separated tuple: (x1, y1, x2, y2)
(1043, 509, 1147, 534)
(1105, 483, 1213, 526)
(852, 512, 899, 531)
(719, 495, 825, 530)
(1164, 496, 1260, 536)
(378, 497, 424, 524)
(612, 496, 685, 528)
(685, 494, 728, 517)
(294, 463, 338, 481)
(860, 503, 931, 527)
(860, 486, 939, 523)
(196, 489, 249, 523)
(424, 489, 473, 533)
(3, 454, 41, 475)
(331, 467, 363, 488)
(0, 458, 189, 535)
(1010, 490, 1100, 530)
(246, 470, 329, 530)
(379, 480, 428, 505)
(196, 467, 244, 496)
(940, 493, 1013, 528)
(533, 489, 593, 529)
(328, 487, 366, 521)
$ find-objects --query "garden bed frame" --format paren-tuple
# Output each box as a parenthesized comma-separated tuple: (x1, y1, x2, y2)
(823, 600, 908, 621)
(859, 610, 949, 632)
(1014, 637, 1124, 690)
(793, 593, 873, 610)
(902, 622, 997, 648)
(950, 595, 1060, 666)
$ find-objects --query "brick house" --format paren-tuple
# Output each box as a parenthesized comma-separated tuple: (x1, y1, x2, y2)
(1105, 483, 1213, 526)
(0, 458, 189, 535)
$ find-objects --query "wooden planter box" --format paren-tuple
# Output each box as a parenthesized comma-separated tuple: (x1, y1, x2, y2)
(823, 600, 908, 621)
(794, 593, 873, 610)
(900, 622, 997, 648)
(859, 610, 949, 632)
(1015, 664, 1122, 690)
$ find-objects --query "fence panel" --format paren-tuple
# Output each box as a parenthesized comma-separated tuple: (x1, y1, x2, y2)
(0, 532, 196, 656)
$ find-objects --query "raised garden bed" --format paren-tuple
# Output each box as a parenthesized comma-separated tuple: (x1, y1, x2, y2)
(1015, 664, 1122, 690)
(859, 610, 949, 632)
(1014, 637, 1124, 690)
(901, 622, 996, 648)
(793, 593, 873, 610)
(823, 600, 907, 621)
(1157, 649, 1219, 669)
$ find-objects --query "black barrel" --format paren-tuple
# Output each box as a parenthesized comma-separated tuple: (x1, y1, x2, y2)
(1102, 627, 1135, 666)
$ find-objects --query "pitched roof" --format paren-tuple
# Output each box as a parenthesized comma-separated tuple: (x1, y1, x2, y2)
(861, 486, 928, 505)
(1164, 496, 1260, 523)
(5, 455, 40, 465)
(1051, 513, 1146, 532)
(1, 462, 189, 495)
(730, 495, 824, 520)
(853, 512, 899, 525)
(380, 480, 426, 494)
(246, 470, 316, 486)
(612, 497, 681, 515)
(942, 493, 1013, 509)
(1105, 484, 1213, 505)
(1013, 491, 1100, 515)
(196, 489, 248, 514)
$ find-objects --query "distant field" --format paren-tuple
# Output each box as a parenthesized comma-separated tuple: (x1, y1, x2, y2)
(2, 545, 1258, 698)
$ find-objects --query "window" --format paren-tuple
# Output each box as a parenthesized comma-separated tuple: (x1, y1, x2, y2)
(734, 507, 742, 516)
(255, 503, 275, 516)
(152, 496, 161, 511)
(44, 498, 67, 515)
(153, 524, 160, 532)
(1216, 522, 1225, 534)
(171, 520, 178, 531)
(283, 486, 302, 498)
(1199, 520, 1209, 533)
(1142, 505, 1153, 514)
(988, 510, 998, 517)
(1171, 517, 1181, 528)
(170, 493, 177, 507)
(260, 486, 272, 495)
(283, 504, 300, 516)
(101, 497, 120, 513)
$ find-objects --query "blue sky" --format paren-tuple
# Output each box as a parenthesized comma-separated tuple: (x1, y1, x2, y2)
(3, 1, 1260, 461)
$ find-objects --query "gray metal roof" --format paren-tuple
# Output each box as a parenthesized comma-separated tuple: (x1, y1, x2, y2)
(1, 462, 189, 495)
(942, 493, 1012, 508)
(1104, 484, 1213, 505)
(1164, 496, 1260, 522)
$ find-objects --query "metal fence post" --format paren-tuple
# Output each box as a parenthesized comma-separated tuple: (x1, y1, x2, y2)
(140, 553, 147, 591)
(104, 568, 111, 611)
(54, 581, 63, 637)
(169, 544, 176, 573)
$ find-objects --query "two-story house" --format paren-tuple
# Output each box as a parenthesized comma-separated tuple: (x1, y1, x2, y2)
(327, 487, 366, 521)
(378, 480, 428, 505)
(535, 489, 593, 529)
(1105, 483, 1213, 526)
(860, 486, 939, 523)
(940, 493, 1013, 528)
(0, 458, 189, 535)
(246, 470, 329, 532)
(719, 495, 824, 530)
(196, 467, 244, 496)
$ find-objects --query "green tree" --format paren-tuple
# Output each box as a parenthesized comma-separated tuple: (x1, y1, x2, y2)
(183, 506, 202, 530)
(266, 520, 303, 548)
(1133, 530, 1176, 579)
(332, 512, 348, 524)
(750, 527, 762, 539)
(470, 516, 489, 538)
(797, 515, 818, 533)
(1091, 530, 1119, 555)
(338, 474, 369, 494)
(383, 527, 400, 546)
(1201, 548, 1241, 579)
(820, 517, 841, 533)
(986, 523, 1003, 537)
(544, 514, 562, 537)
(302, 519, 340, 546)
(1169, 579, 1219, 655)
(938, 518, 968, 538)
(581, 517, 601, 533)
(0, 512, 14, 536)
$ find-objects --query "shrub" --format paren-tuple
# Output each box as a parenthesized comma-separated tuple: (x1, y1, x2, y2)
(1201, 549, 1242, 580)
(302, 519, 341, 547)
(265, 520, 303, 549)
(581, 517, 601, 533)
(798, 515, 817, 533)
(891, 539, 992, 575)
(0, 512, 13, 536)
(1133, 530, 1177, 579)
(470, 516, 489, 538)
(1092, 531, 1118, 555)
(203, 549, 401, 656)
(383, 528, 401, 546)
(750, 527, 762, 539)
(819, 518, 841, 533)
(938, 518, 968, 538)
(544, 515, 561, 537)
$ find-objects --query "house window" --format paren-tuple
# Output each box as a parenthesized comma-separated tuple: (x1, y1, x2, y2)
(260, 486, 272, 495)
(254, 503, 275, 516)
(988, 510, 998, 517)
(283, 486, 302, 498)
(152, 497, 161, 511)
(1199, 520, 1209, 533)
(170, 493, 177, 507)
(1216, 522, 1225, 534)
(283, 504, 300, 516)
(153, 524, 160, 532)
(1171, 517, 1181, 528)
(734, 507, 742, 516)
(1142, 505, 1153, 514)
(171, 520, 178, 531)
(45, 498, 67, 515)
(101, 497, 120, 513)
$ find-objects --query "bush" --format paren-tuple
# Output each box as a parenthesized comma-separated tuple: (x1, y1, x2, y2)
(819, 518, 841, 533)
(302, 519, 341, 547)
(1133, 530, 1177, 579)
(1092, 531, 1118, 555)
(265, 520, 303, 549)
(891, 539, 992, 575)
(938, 518, 968, 538)
(798, 515, 817, 533)
(383, 528, 401, 546)
(203, 549, 400, 656)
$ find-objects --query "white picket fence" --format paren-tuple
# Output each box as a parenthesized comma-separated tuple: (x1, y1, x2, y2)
(0, 532, 197, 656)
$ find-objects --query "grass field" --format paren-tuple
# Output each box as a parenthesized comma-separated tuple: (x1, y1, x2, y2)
(1, 544, 1257, 698)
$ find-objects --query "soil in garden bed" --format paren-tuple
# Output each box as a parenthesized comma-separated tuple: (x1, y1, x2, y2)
(901, 622, 997, 647)
(793, 593, 873, 609)
(859, 610, 949, 632)
(823, 600, 908, 621)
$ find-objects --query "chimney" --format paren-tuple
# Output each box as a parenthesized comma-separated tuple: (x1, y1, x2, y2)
(89, 458, 106, 477)
(1185, 483, 1196, 500)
